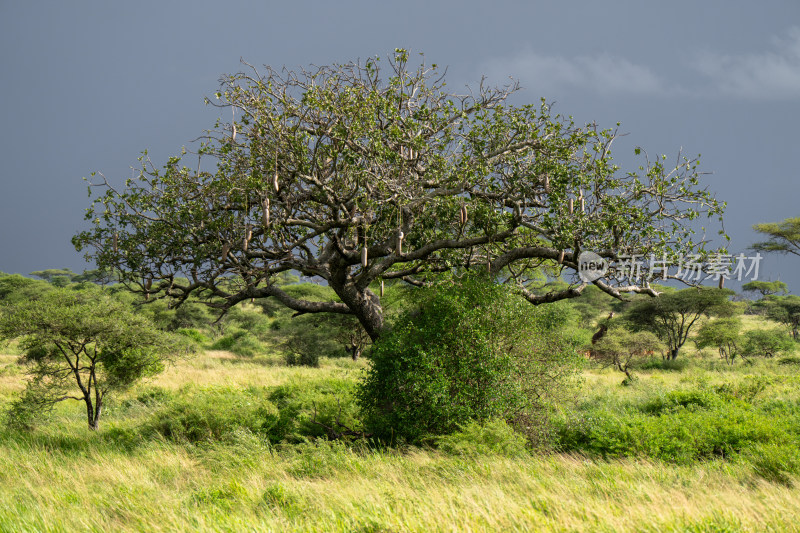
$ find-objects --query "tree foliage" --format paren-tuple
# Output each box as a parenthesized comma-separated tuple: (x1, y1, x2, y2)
(754, 295, 800, 341)
(624, 288, 736, 359)
(0, 273, 52, 304)
(695, 317, 742, 364)
(591, 327, 663, 383)
(72, 50, 726, 340)
(742, 280, 789, 297)
(741, 329, 796, 358)
(752, 217, 800, 257)
(0, 288, 179, 430)
(356, 276, 582, 444)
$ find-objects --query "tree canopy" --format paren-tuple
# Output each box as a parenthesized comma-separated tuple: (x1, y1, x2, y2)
(624, 288, 736, 359)
(742, 280, 789, 297)
(73, 50, 726, 340)
(0, 288, 179, 430)
(752, 217, 800, 257)
(695, 317, 742, 364)
(754, 295, 800, 341)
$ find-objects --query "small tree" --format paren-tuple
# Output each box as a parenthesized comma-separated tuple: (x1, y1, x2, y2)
(29, 268, 78, 287)
(753, 295, 800, 341)
(0, 288, 178, 430)
(742, 329, 796, 358)
(695, 317, 742, 364)
(742, 280, 789, 297)
(591, 328, 663, 383)
(624, 288, 736, 360)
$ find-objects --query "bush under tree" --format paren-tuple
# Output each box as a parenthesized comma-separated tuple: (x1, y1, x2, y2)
(753, 295, 800, 341)
(356, 275, 583, 445)
(695, 317, 743, 364)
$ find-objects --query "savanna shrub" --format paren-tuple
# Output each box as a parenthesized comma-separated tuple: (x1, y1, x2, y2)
(175, 328, 210, 346)
(436, 418, 529, 457)
(357, 275, 583, 444)
(555, 385, 797, 463)
(637, 357, 688, 371)
(267, 378, 360, 442)
(146, 386, 279, 443)
(210, 328, 264, 357)
(742, 328, 796, 358)
(285, 350, 320, 368)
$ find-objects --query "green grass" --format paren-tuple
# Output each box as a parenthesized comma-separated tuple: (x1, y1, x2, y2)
(1, 348, 800, 532)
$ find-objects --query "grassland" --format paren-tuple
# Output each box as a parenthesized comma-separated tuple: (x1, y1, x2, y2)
(1, 344, 800, 533)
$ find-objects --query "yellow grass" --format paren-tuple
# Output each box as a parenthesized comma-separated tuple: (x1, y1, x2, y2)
(0, 345, 799, 532)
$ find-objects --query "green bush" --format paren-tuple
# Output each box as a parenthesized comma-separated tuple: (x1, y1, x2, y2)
(146, 387, 279, 443)
(285, 350, 320, 368)
(436, 419, 529, 457)
(742, 328, 796, 359)
(641, 389, 721, 415)
(637, 358, 688, 371)
(175, 328, 210, 346)
(555, 386, 797, 463)
(357, 275, 583, 444)
(210, 328, 264, 357)
(267, 379, 360, 442)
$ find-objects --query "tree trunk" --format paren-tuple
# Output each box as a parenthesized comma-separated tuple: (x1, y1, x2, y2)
(85, 397, 102, 431)
(86, 400, 97, 431)
(328, 266, 385, 341)
(670, 347, 680, 360)
(345, 343, 362, 361)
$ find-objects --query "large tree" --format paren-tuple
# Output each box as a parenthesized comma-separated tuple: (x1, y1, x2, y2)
(73, 50, 726, 340)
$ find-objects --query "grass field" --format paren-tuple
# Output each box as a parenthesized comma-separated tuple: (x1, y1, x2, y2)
(1, 343, 800, 532)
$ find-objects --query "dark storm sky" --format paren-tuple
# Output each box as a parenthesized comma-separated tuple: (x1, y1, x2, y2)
(1, 1, 798, 290)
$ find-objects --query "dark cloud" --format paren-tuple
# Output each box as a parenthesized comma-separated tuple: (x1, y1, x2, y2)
(0, 1, 797, 291)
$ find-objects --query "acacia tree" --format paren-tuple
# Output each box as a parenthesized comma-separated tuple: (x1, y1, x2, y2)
(742, 280, 789, 297)
(754, 295, 800, 341)
(72, 50, 725, 340)
(752, 217, 800, 257)
(0, 288, 177, 430)
(741, 328, 796, 358)
(695, 317, 742, 364)
(624, 288, 736, 360)
(591, 327, 663, 383)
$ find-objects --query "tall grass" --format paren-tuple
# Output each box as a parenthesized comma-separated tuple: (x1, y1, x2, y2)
(1, 350, 799, 531)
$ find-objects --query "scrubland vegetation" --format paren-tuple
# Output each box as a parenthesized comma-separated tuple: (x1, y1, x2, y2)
(2, 270, 800, 532)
